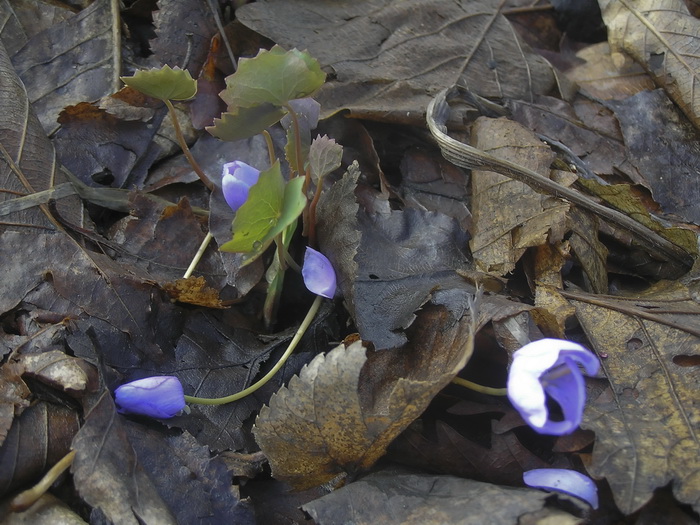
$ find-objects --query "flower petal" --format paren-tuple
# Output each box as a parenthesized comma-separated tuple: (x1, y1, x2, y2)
(114, 376, 185, 419)
(524, 468, 599, 509)
(221, 161, 261, 212)
(507, 339, 598, 435)
(302, 247, 336, 298)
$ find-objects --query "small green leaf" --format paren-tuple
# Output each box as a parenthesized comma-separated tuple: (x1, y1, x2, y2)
(207, 104, 287, 142)
(221, 46, 326, 108)
(220, 165, 307, 257)
(121, 65, 197, 101)
(309, 135, 343, 182)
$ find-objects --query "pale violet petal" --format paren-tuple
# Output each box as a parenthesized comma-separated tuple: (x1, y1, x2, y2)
(524, 468, 599, 509)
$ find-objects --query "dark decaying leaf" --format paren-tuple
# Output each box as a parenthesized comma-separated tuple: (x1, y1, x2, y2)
(317, 171, 472, 349)
(254, 303, 476, 490)
(302, 468, 554, 525)
(607, 89, 700, 225)
(124, 422, 256, 524)
(72, 392, 177, 524)
(0, 362, 30, 447)
(0, 402, 79, 497)
(237, 0, 570, 123)
(568, 284, 700, 514)
(10, 0, 118, 134)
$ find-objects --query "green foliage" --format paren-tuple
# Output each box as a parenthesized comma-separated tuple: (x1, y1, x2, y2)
(220, 46, 326, 108)
(121, 65, 197, 101)
(309, 135, 343, 181)
(208, 104, 286, 142)
(220, 163, 307, 260)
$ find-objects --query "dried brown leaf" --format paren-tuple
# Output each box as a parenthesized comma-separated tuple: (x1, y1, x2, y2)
(600, 0, 700, 129)
(469, 117, 569, 275)
(568, 283, 700, 513)
(254, 304, 477, 490)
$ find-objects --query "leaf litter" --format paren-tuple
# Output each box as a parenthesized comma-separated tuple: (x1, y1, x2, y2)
(1, 0, 700, 523)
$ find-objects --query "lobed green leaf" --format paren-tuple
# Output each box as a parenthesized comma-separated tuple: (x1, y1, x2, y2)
(207, 104, 287, 142)
(121, 65, 197, 101)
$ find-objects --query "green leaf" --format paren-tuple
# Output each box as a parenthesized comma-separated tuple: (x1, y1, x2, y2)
(220, 46, 325, 108)
(121, 65, 197, 101)
(220, 164, 307, 257)
(309, 135, 343, 182)
(207, 103, 287, 142)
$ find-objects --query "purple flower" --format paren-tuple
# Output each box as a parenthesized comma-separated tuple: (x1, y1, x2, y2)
(114, 376, 185, 419)
(524, 468, 599, 509)
(302, 247, 336, 298)
(507, 339, 599, 435)
(221, 161, 261, 212)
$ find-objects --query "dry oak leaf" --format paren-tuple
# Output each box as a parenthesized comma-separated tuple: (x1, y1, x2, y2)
(569, 283, 700, 514)
(254, 304, 476, 490)
(600, 0, 700, 129)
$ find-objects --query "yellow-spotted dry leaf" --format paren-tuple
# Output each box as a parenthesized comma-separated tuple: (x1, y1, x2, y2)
(566, 283, 700, 514)
(600, 0, 700, 129)
(469, 117, 570, 276)
(253, 303, 477, 490)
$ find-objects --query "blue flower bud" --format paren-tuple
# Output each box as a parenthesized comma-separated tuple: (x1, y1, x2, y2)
(114, 376, 186, 419)
(302, 247, 336, 299)
(524, 468, 599, 509)
(507, 339, 599, 435)
(221, 161, 261, 212)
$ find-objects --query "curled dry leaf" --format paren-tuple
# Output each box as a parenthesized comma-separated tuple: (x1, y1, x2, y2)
(254, 303, 477, 490)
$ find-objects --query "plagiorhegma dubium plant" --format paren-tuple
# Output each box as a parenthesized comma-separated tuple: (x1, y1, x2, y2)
(117, 48, 341, 409)
(117, 49, 599, 507)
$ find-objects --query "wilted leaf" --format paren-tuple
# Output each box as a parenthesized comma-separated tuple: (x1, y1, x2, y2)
(254, 303, 477, 490)
(220, 46, 325, 108)
(469, 117, 570, 276)
(566, 284, 700, 513)
(121, 65, 197, 101)
(237, 0, 569, 123)
(207, 103, 287, 142)
(0, 362, 30, 446)
(302, 468, 552, 525)
(600, 0, 700, 129)
(20, 350, 94, 396)
(308, 135, 343, 181)
(162, 276, 224, 308)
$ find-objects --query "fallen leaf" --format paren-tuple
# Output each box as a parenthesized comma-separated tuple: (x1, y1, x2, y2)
(11, 0, 119, 134)
(162, 276, 225, 308)
(566, 284, 700, 514)
(254, 302, 477, 490)
(237, 0, 569, 123)
(301, 468, 553, 525)
(469, 117, 570, 275)
(600, 0, 700, 129)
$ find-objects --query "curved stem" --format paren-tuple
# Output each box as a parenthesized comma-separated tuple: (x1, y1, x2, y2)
(11, 450, 76, 511)
(283, 103, 304, 177)
(164, 99, 215, 191)
(451, 376, 507, 396)
(184, 295, 323, 405)
(184, 232, 213, 278)
(262, 130, 276, 167)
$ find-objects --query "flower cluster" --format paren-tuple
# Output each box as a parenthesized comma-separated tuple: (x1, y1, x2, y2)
(507, 338, 600, 508)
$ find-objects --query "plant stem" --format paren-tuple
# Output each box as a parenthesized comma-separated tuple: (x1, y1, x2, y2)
(184, 295, 323, 405)
(262, 130, 276, 167)
(164, 99, 215, 191)
(283, 103, 304, 177)
(10, 450, 76, 511)
(307, 173, 325, 248)
(451, 377, 507, 396)
(183, 232, 213, 278)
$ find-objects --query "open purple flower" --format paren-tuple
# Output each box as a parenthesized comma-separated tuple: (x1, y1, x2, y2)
(114, 376, 185, 419)
(221, 160, 260, 212)
(507, 339, 599, 435)
(302, 247, 336, 298)
(524, 468, 599, 509)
